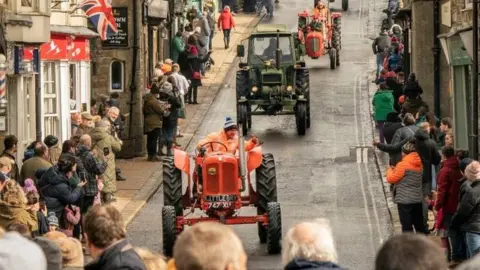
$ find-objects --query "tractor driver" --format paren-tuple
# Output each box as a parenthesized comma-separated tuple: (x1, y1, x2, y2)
(262, 38, 281, 61)
(313, 0, 328, 18)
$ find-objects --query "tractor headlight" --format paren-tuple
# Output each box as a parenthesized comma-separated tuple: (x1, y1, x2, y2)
(286, 85, 293, 91)
(252, 86, 258, 92)
(264, 60, 271, 67)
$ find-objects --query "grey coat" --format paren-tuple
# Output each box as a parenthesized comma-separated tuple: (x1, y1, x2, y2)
(377, 124, 418, 166)
(372, 32, 391, 54)
(199, 16, 211, 37)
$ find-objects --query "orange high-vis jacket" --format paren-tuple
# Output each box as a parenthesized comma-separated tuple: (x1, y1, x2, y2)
(312, 7, 328, 18)
(196, 130, 256, 153)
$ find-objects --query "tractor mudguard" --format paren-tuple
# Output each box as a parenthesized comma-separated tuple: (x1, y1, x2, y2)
(331, 12, 342, 18)
(247, 146, 263, 172)
(174, 149, 190, 174)
(296, 95, 308, 102)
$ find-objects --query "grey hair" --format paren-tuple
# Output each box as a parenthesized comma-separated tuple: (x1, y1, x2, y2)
(282, 219, 338, 266)
(456, 255, 480, 270)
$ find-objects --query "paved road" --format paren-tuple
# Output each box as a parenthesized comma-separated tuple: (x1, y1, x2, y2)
(127, 0, 392, 268)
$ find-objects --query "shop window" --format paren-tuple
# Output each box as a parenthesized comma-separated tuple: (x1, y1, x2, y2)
(43, 62, 60, 138)
(110, 60, 125, 92)
(69, 63, 80, 112)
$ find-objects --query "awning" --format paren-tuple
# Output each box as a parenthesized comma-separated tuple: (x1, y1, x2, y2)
(50, 25, 99, 38)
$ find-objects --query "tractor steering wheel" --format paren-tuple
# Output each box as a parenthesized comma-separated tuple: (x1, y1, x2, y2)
(197, 141, 229, 154)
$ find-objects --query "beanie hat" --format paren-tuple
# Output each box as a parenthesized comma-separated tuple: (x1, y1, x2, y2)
(223, 117, 237, 131)
(44, 135, 58, 148)
(0, 232, 47, 270)
(465, 161, 480, 181)
(32, 237, 62, 270)
(460, 158, 474, 173)
(402, 142, 416, 154)
(23, 178, 38, 194)
(47, 212, 59, 227)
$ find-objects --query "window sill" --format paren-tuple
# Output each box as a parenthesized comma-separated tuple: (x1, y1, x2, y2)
(461, 7, 473, 12)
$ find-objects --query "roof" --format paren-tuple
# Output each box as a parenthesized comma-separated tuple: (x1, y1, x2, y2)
(50, 25, 99, 38)
(255, 24, 289, 33)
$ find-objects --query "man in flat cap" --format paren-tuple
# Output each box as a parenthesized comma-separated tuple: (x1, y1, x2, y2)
(72, 112, 94, 143)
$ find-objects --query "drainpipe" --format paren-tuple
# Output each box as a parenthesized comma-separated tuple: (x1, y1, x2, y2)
(472, 0, 479, 159)
(433, 0, 441, 117)
(128, 0, 140, 138)
(34, 48, 42, 141)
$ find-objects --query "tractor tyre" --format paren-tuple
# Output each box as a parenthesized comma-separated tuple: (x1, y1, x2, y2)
(329, 48, 337, 70)
(163, 157, 183, 216)
(332, 17, 342, 51)
(237, 103, 249, 136)
(266, 202, 282, 254)
(236, 70, 249, 101)
(342, 0, 348, 11)
(162, 206, 178, 257)
(295, 68, 310, 129)
(296, 102, 307, 135)
(336, 49, 340, 66)
(248, 106, 252, 129)
(256, 153, 278, 243)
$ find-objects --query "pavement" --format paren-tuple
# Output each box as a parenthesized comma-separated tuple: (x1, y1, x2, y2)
(111, 13, 263, 226)
(127, 0, 395, 269)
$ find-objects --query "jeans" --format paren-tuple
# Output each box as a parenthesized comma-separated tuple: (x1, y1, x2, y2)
(397, 203, 427, 234)
(466, 232, 480, 259)
(162, 118, 178, 148)
(146, 128, 162, 156)
(188, 85, 199, 103)
(377, 120, 385, 143)
(209, 31, 214, 50)
(432, 165, 437, 191)
(443, 214, 467, 261)
(376, 52, 385, 78)
(223, 29, 231, 46)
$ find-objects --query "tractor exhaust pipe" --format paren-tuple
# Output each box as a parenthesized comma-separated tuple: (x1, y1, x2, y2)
(276, 30, 281, 70)
(238, 123, 247, 192)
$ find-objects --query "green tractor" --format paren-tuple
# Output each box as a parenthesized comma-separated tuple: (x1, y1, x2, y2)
(236, 24, 311, 136)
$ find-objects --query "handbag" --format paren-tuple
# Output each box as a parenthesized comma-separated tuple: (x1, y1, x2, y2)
(190, 64, 201, 80)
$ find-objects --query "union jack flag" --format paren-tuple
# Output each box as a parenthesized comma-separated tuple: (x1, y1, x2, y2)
(78, 0, 118, 40)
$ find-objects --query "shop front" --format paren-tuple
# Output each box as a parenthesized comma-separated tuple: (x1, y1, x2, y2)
(25, 34, 92, 143)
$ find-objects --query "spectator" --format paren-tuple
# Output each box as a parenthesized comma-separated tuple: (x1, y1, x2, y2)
(167, 75, 185, 148)
(44, 231, 84, 270)
(44, 135, 61, 165)
(37, 153, 85, 226)
(0, 156, 13, 181)
(0, 172, 8, 194)
(159, 79, 182, 157)
(452, 161, 480, 258)
(387, 141, 426, 233)
(387, 47, 401, 71)
(372, 82, 395, 144)
(383, 112, 403, 144)
(20, 142, 52, 186)
(373, 113, 418, 166)
(404, 73, 424, 100)
(456, 253, 480, 269)
(90, 120, 122, 203)
(6, 222, 31, 238)
(0, 135, 19, 182)
(171, 31, 185, 63)
(185, 36, 212, 104)
(134, 248, 167, 270)
(32, 236, 63, 270)
(375, 234, 448, 270)
(205, 6, 216, 50)
(218, 6, 235, 49)
(438, 117, 452, 149)
(72, 112, 94, 143)
(172, 221, 246, 270)
(385, 73, 404, 112)
(103, 106, 127, 182)
(26, 191, 49, 236)
(0, 181, 38, 233)
(282, 219, 346, 270)
(445, 131, 454, 147)
(47, 212, 59, 232)
(23, 178, 38, 193)
(170, 64, 189, 140)
(162, 59, 174, 75)
(23, 140, 40, 163)
(0, 231, 47, 270)
(199, 10, 211, 54)
(414, 122, 441, 194)
(84, 205, 147, 269)
(372, 29, 391, 80)
(71, 113, 81, 136)
(435, 146, 463, 262)
(143, 82, 165, 162)
(76, 134, 106, 215)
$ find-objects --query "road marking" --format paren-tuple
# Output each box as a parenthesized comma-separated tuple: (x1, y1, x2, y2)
(363, 147, 368, 163)
(356, 148, 362, 163)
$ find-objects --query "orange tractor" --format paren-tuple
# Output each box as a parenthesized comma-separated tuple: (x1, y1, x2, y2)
(161, 126, 281, 257)
(297, 7, 342, 69)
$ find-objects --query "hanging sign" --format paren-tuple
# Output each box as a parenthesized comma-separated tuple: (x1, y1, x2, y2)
(103, 7, 129, 47)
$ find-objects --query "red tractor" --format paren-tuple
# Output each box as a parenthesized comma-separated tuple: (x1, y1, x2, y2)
(161, 127, 281, 257)
(297, 8, 342, 69)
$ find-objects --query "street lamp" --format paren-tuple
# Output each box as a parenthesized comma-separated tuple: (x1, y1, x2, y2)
(459, 28, 474, 60)
(0, 54, 7, 108)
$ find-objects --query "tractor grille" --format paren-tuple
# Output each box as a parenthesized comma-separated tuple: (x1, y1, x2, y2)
(204, 163, 238, 194)
(205, 164, 220, 193)
(262, 73, 282, 84)
(308, 36, 321, 51)
(222, 162, 238, 193)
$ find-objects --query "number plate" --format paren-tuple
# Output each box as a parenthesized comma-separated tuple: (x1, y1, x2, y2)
(207, 202, 233, 208)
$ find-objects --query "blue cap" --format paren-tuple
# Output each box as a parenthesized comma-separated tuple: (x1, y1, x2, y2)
(224, 116, 237, 130)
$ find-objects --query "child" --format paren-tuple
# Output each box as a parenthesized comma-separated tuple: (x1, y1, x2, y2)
(23, 179, 37, 194)
(26, 191, 48, 236)
(60, 205, 81, 237)
(47, 212, 59, 232)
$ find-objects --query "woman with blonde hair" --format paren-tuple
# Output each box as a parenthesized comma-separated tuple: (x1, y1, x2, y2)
(134, 247, 167, 270)
(451, 161, 480, 258)
(0, 181, 38, 233)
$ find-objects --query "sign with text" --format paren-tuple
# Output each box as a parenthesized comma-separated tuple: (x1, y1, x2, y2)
(103, 7, 129, 47)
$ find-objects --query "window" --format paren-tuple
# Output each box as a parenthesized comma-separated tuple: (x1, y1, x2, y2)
(249, 36, 293, 66)
(465, 0, 473, 9)
(21, 0, 32, 7)
(43, 62, 60, 138)
(69, 63, 80, 112)
(110, 60, 125, 92)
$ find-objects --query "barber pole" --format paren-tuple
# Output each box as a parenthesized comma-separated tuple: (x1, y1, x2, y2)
(0, 69, 6, 104)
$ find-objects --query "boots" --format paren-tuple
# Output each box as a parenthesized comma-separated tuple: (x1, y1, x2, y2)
(158, 140, 165, 156)
(224, 37, 228, 49)
(101, 192, 117, 204)
(148, 155, 162, 161)
(192, 87, 198, 104)
(186, 89, 192, 104)
(166, 142, 174, 156)
(116, 167, 127, 181)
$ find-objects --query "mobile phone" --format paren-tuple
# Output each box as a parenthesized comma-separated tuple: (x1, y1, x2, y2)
(79, 172, 87, 182)
(103, 147, 110, 156)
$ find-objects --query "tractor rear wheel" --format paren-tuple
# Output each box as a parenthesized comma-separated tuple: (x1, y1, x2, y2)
(163, 157, 183, 216)
(342, 0, 348, 11)
(256, 153, 278, 243)
(237, 103, 249, 136)
(162, 206, 177, 257)
(296, 102, 307, 135)
(329, 48, 337, 70)
(267, 202, 282, 254)
(295, 68, 310, 128)
(332, 17, 341, 51)
(236, 70, 249, 101)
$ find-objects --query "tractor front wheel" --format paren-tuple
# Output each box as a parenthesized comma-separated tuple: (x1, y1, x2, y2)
(256, 153, 278, 243)
(163, 157, 183, 216)
(296, 102, 307, 135)
(238, 103, 249, 136)
(267, 202, 282, 254)
(329, 48, 337, 70)
(162, 206, 178, 257)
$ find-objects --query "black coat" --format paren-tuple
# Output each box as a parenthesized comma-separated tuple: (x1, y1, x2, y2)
(414, 129, 441, 196)
(285, 259, 347, 270)
(186, 53, 211, 86)
(385, 77, 403, 111)
(85, 240, 147, 270)
(37, 166, 83, 221)
(404, 80, 423, 100)
(383, 122, 403, 144)
(451, 181, 480, 233)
